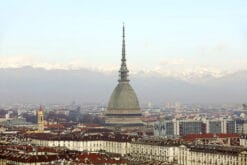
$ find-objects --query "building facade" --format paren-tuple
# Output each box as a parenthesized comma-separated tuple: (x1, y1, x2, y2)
(129, 138, 180, 163)
(178, 145, 247, 165)
(206, 120, 222, 134)
(154, 120, 205, 136)
(37, 106, 44, 132)
(240, 134, 247, 147)
(23, 133, 247, 164)
(155, 119, 238, 137)
(154, 120, 174, 137)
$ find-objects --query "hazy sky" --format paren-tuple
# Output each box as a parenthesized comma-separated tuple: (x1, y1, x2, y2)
(0, 0, 246, 76)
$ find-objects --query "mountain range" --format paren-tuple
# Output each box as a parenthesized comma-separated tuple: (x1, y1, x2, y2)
(0, 66, 246, 105)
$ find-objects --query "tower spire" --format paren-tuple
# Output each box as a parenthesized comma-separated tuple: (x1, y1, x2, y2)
(39, 105, 43, 111)
(119, 23, 129, 82)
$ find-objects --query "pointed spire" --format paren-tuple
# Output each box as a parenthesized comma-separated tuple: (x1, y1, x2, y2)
(39, 105, 43, 112)
(122, 23, 125, 58)
(119, 23, 129, 82)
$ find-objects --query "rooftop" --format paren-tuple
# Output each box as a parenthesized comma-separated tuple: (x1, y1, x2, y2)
(23, 132, 139, 142)
(132, 137, 183, 146)
(183, 133, 239, 141)
(186, 144, 247, 155)
(0, 145, 127, 164)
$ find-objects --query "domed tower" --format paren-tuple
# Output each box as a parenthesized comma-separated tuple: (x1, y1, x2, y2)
(105, 24, 143, 127)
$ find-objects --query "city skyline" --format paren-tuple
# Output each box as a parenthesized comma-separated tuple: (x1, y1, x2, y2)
(1, 1, 247, 164)
(0, 0, 246, 78)
(0, 1, 246, 104)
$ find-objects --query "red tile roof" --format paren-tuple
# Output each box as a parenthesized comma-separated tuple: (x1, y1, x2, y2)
(0, 145, 127, 164)
(183, 133, 239, 141)
(23, 132, 139, 142)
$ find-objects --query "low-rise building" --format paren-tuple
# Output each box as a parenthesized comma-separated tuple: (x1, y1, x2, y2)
(240, 134, 247, 147)
(0, 145, 127, 165)
(178, 144, 247, 165)
(24, 132, 137, 156)
(129, 138, 182, 163)
(183, 133, 239, 146)
(21, 132, 247, 164)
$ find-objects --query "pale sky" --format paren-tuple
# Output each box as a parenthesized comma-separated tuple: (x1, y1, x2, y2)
(0, 0, 246, 76)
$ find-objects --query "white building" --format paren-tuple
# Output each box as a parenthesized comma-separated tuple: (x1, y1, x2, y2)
(178, 145, 247, 165)
(25, 133, 247, 164)
(26, 133, 182, 162)
(240, 135, 247, 147)
(29, 133, 133, 156)
(129, 138, 180, 163)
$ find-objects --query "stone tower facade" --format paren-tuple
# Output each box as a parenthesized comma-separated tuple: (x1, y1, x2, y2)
(105, 25, 143, 127)
(37, 105, 44, 132)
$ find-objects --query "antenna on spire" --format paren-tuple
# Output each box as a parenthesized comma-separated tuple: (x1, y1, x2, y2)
(122, 22, 125, 37)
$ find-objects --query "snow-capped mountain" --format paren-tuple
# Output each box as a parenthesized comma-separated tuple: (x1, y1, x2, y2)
(0, 66, 246, 104)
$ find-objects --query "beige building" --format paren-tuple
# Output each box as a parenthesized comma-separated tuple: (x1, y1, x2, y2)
(178, 145, 247, 165)
(240, 135, 247, 147)
(37, 106, 44, 132)
(129, 138, 181, 163)
(25, 133, 247, 164)
(27, 133, 135, 156)
(33, 139, 130, 156)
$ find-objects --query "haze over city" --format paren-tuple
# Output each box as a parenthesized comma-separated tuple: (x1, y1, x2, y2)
(0, 0, 246, 104)
(1, 1, 247, 165)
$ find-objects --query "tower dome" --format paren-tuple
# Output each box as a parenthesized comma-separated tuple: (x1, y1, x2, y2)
(105, 24, 143, 127)
(108, 82, 140, 110)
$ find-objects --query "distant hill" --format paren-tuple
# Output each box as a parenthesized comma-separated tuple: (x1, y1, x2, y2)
(0, 67, 246, 104)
